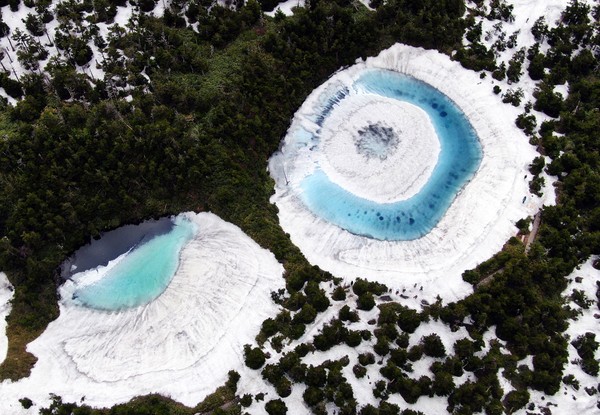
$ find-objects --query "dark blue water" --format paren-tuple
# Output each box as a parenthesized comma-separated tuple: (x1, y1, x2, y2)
(300, 69, 482, 240)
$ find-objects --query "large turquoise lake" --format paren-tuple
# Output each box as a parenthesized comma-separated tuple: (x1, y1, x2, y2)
(300, 69, 482, 240)
(70, 215, 197, 310)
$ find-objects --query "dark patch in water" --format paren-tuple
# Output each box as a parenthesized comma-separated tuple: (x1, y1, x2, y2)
(60, 217, 175, 280)
(316, 87, 349, 126)
(355, 122, 399, 161)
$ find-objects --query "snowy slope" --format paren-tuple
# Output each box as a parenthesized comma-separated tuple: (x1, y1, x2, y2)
(0, 272, 13, 365)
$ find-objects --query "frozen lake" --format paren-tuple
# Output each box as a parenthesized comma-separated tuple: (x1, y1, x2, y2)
(64, 216, 197, 310)
(300, 69, 482, 240)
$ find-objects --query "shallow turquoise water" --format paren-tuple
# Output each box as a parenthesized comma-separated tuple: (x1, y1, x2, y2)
(73, 216, 197, 310)
(300, 69, 482, 240)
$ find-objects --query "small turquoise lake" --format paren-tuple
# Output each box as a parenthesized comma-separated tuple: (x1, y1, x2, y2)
(300, 69, 482, 240)
(69, 215, 197, 310)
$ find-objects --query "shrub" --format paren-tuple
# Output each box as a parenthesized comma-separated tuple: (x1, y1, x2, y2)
(262, 363, 283, 384)
(529, 176, 545, 196)
(432, 370, 455, 396)
(303, 386, 324, 406)
(506, 48, 526, 83)
(305, 365, 327, 388)
(346, 330, 363, 347)
(293, 303, 317, 325)
(407, 345, 424, 362)
(502, 88, 524, 106)
(332, 286, 346, 301)
(421, 334, 446, 358)
(360, 404, 378, 415)
(492, 62, 506, 80)
(375, 323, 398, 341)
(396, 333, 410, 348)
(265, 399, 288, 415)
(295, 343, 313, 357)
(374, 337, 390, 356)
(286, 322, 304, 339)
(562, 374, 580, 390)
(570, 289, 593, 309)
(358, 352, 375, 366)
(339, 305, 359, 322)
(397, 306, 421, 333)
(516, 113, 537, 135)
(572, 333, 599, 376)
(533, 84, 563, 118)
(357, 292, 376, 311)
(313, 320, 345, 351)
(352, 278, 387, 296)
(275, 377, 292, 398)
(244, 345, 266, 370)
(240, 394, 252, 407)
(226, 370, 240, 391)
(19, 398, 33, 409)
(352, 278, 371, 296)
(528, 53, 545, 80)
(529, 156, 546, 176)
(305, 281, 330, 312)
(261, 318, 279, 337)
(503, 389, 530, 413)
(353, 364, 367, 378)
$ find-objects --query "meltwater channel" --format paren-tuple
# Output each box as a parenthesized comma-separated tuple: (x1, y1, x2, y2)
(71, 215, 197, 310)
(300, 69, 482, 240)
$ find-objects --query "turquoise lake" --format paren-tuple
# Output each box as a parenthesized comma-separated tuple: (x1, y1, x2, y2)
(72, 216, 197, 310)
(300, 69, 483, 240)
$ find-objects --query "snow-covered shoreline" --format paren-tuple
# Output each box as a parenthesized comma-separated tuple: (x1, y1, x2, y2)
(0, 212, 284, 414)
(269, 44, 550, 304)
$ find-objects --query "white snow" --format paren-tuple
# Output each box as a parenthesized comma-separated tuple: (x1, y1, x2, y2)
(318, 96, 440, 203)
(0, 272, 13, 365)
(265, 0, 305, 17)
(269, 43, 549, 305)
(0, 212, 284, 414)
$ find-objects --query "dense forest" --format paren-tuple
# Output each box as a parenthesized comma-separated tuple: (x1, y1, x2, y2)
(0, 0, 598, 414)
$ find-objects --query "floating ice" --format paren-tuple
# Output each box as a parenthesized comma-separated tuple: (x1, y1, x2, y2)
(269, 44, 544, 301)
